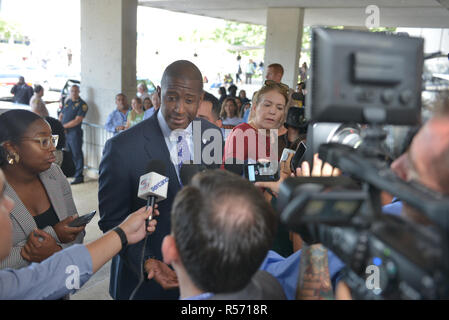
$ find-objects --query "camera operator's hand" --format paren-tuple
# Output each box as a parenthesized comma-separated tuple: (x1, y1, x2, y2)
(297, 153, 341, 177)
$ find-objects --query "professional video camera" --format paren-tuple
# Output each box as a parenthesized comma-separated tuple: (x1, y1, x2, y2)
(278, 28, 449, 299)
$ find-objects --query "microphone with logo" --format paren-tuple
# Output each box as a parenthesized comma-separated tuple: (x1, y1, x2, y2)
(137, 160, 168, 231)
(129, 160, 168, 300)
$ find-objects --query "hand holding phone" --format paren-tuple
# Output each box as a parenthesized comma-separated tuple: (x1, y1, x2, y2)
(244, 162, 280, 182)
(68, 210, 96, 228)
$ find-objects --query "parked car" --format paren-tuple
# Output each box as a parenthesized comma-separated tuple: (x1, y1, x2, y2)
(0, 100, 30, 115)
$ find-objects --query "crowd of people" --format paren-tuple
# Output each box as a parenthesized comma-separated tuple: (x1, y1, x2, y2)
(1, 57, 448, 302)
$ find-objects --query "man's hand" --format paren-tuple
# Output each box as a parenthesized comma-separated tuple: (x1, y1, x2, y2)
(144, 258, 179, 290)
(21, 229, 62, 262)
(53, 215, 86, 243)
(119, 205, 159, 245)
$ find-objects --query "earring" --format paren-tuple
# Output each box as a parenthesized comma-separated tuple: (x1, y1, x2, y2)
(6, 152, 19, 165)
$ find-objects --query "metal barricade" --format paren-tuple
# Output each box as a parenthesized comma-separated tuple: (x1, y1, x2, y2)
(81, 122, 113, 172)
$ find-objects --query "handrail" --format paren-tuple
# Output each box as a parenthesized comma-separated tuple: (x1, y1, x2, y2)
(81, 121, 113, 172)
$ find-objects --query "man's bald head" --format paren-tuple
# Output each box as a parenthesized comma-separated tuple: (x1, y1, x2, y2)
(160, 60, 204, 130)
(161, 60, 203, 91)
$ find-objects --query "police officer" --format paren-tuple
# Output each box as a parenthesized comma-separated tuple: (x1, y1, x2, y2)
(59, 85, 88, 185)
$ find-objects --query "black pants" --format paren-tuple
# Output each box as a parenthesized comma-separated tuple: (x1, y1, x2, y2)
(245, 73, 252, 84)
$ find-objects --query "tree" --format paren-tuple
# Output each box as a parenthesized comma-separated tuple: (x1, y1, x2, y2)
(209, 21, 266, 56)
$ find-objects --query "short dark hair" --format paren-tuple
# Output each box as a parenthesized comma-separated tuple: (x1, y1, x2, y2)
(0, 110, 43, 166)
(202, 91, 220, 120)
(228, 84, 237, 95)
(34, 84, 43, 94)
(171, 170, 277, 293)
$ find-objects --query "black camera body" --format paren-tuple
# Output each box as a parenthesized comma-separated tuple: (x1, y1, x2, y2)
(279, 142, 449, 299)
(278, 28, 449, 299)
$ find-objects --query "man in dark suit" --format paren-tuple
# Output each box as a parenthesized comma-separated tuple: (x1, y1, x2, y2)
(98, 60, 223, 300)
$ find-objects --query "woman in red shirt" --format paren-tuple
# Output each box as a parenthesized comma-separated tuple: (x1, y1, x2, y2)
(224, 80, 289, 164)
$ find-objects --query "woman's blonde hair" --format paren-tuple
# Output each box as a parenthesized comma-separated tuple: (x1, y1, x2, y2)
(248, 81, 289, 124)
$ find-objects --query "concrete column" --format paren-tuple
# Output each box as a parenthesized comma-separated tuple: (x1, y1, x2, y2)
(264, 8, 305, 88)
(80, 0, 137, 126)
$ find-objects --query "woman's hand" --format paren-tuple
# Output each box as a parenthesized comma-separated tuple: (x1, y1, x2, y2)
(21, 229, 62, 263)
(53, 215, 86, 243)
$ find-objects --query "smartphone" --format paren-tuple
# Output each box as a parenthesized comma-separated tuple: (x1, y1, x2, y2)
(290, 142, 307, 172)
(68, 210, 96, 228)
(244, 162, 279, 182)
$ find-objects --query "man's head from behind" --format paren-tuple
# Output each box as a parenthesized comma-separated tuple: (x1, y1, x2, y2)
(392, 115, 449, 196)
(266, 63, 284, 83)
(197, 91, 222, 128)
(160, 60, 203, 130)
(162, 170, 277, 295)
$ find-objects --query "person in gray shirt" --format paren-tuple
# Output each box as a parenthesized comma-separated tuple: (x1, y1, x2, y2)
(0, 168, 158, 300)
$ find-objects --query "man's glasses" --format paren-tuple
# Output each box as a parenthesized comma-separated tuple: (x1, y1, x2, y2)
(21, 135, 59, 150)
(264, 80, 290, 94)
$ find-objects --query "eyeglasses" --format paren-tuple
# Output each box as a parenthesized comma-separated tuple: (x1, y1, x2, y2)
(264, 80, 290, 94)
(21, 135, 59, 149)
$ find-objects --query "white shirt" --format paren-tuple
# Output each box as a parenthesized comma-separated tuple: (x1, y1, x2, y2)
(157, 110, 194, 183)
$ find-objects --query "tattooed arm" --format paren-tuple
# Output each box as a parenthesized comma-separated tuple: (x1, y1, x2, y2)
(296, 244, 334, 300)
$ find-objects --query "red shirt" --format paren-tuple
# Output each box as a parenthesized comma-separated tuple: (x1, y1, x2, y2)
(223, 122, 276, 164)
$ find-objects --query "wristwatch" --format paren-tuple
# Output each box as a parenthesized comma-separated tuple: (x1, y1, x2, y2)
(113, 226, 128, 254)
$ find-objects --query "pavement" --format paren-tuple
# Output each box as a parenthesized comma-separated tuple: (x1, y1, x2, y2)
(68, 176, 113, 300)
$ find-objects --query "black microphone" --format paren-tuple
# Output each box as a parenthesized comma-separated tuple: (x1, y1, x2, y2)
(137, 160, 168, 230)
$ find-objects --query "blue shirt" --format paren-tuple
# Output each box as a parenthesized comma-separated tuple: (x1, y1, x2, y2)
(143, 107, 156, 120)
(104, 109, 129, 135)
(382, 198, 403, 216)
(0, 244, 93, 300)
(260, 249, 345, 300)
(243, 108, 251, 123)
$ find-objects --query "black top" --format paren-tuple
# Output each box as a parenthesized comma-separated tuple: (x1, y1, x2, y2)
(34, 205, 60, 229)
(45, 117, 66, 149)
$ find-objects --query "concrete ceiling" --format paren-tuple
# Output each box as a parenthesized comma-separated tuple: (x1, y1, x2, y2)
(139, 0, 449, 28)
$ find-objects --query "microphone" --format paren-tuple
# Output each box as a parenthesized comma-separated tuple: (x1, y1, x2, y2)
(137, 160, 168, 229)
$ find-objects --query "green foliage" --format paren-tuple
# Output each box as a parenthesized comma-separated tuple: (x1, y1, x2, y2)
(209, 21, 266, 55)
(0, 17, 22, 40)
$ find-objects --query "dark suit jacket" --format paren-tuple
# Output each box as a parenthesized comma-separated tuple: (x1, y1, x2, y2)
(210, 270, 286, 300)
(98, 111, 222, 300)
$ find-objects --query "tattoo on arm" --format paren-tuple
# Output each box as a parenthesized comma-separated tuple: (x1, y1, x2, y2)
(296, 244, 334, 300)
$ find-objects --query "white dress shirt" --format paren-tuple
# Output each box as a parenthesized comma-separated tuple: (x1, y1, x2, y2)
(157, 110, 194, 183)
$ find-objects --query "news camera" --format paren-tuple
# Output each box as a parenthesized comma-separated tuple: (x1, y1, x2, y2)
(278, 28, 449, 299)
